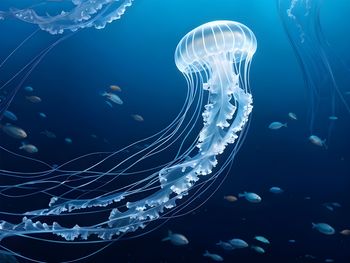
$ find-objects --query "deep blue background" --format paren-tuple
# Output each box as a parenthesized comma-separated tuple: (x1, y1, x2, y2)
(0, 0, 350, 262)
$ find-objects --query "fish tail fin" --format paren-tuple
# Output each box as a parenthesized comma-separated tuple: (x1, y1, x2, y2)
(161, 230, 172, 241)
(312, 223, 316, 228)
(284, 123, 288, 127)
(203, 250, 209, 256)
(323, 139, 328, 149)
(238, 192, 246, 198)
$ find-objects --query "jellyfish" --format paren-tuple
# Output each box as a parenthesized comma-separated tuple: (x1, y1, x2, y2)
(0, 0, 133, 120)
(277, 0, 350, 140)
(0, 21, 256, 262)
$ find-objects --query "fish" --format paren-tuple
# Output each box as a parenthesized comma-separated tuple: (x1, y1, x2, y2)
(340, 229, 350, 236)
(309, 135, 327, 148)
(131, 114, 144, 122)
(251, 245, 265, 254)
(329, 116, 338, 120)
(288, 112, 297, 120)
(110, 85, 122, 92)
(24, 86, 33, 92)
(161, 230, 189, 246)
(101, 92, 123, 105)
(224, 195, 238, 202)
(228, 238, 248, 249)
(3, 110, 18, 121)
(19, 143, 38, 154)
(254, 236, 270, 244)
(216, 240, 234, 250)
(269, 186, 284, 194)
(238, 192, 262, 203)
(40, 130, 56, 139)
(26, 96, 41, 103)
(203, 251, 223, 262)
(39, 112, 47, 118)
(1, 124, 27, 139)
(312, 222, 335, 235)
(323, 202, 341, 211)
(268, 122, 287, 130)
(64, 138, 73, 144)
(105, 101, 113, 108)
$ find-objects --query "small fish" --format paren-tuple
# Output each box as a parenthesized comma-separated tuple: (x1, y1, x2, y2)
(24, 86, 33, 92)
(251, 245, 265, 254)
(238, 192, 262, 203)
(309, 135, 326, 148)
(41, 130, 56, 139)
(312, 222, 335, 235)
(254, 236, 270, 244)
(203, 251, 223, 262)
(19, 142, 38, 154)
(105, 101, 113, 108)
(228, 238, 248, 249)
(1, 124, 27, 139)
(131, 114, 144, 122)
(340, 229, 350, 236)
(3, 110, 18, 121)
(288, 239, 296, 243)
(288, 112, 297, 120)
(269, 186, 284, 194)
(161, 230, 189, 246)
(325, 259, 334, 263)
(101, 92, 123, 105)
(39, 112, 47, 118)
(329, 116, 338, 120)
(268, 122, 287, 130)
(110, 85, 122, 92)
(216, 240, 234, 250)
(224, 195, 238, 202)
(64, 138, 73, 144)
(26, 96, 41, 103)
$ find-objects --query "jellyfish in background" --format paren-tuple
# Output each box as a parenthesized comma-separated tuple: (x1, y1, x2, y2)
(0, 20, 256, 262)
(0, 0, 134, 34)
(0, 0, 134, 120)
(278, 0, 350, 139)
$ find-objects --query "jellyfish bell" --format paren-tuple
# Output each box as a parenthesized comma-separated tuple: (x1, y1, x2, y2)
(0, 20, 257, 262)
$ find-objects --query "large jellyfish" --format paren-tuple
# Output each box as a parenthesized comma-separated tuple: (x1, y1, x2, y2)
(278, 0, 350, 139)
(0, 21, 256, 261)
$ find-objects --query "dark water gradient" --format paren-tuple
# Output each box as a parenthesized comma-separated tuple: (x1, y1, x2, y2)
(0, 0, 349, 262)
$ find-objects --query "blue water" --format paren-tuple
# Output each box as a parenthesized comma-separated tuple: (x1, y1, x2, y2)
(0, 0, 350, 262)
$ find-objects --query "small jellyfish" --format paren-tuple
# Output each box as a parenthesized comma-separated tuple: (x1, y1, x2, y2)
(268, 122, 287, 130)
(26, 96, 42, 103)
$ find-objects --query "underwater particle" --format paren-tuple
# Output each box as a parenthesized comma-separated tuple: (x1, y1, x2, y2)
(24, 86, 33, 92)
(268, 122, 287, 130)
(328, 116, 338, 120)
(161, 230, 189, 246)
(324, 259, 334, 263)
(203, 251, 223, 262)
(90, 134, 97, 139)
(224, 195, 238, 202)
(269, 186, 284, 194)
(26, 95, 42, 103)
(0, 124, 27, 139)
(39, 112, 47, 118)
(64, 138, 73, 144)
(216, 240, 234, 250)
(309, 135, 326, 147)
(3, 110, 18, 121)
(254, 236, 270, 244)
(305, 254, 316, 259)
(19, 142, 38, 154)
(0, 250, 19, 263)
(288, 112, 297, 120)
(251, 245, 265, 254)
(101, 92, 123, 105)
(238, 192, 262, 203)
(340, 229, 350, 236)
(131, 114, 144, 122)
(288, 239, 296, 243)
(312, 222, 335, 235)
(110, 85, 122, 92)
(40, 130, 56, 139)
(228, 238, 249, 249)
